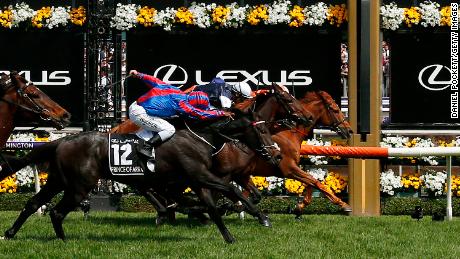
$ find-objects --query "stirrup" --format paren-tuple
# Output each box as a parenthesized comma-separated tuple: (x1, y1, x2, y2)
(137, 140, 154, 158)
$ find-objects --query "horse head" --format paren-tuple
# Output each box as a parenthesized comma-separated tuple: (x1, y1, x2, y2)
(270, 83, 314, 127)
(301, 90, 353, 139)
(217, 110, 282, 166)
(0, 72, 71, 129)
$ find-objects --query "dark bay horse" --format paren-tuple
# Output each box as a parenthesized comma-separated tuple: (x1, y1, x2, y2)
(0, 112, 281, 243)
(0, 72, 71, 147)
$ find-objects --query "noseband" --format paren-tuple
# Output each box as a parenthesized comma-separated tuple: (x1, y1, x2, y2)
(0, 78, 52, 121)
(272, 88, 312, 128)
(252, 120, 280, 160)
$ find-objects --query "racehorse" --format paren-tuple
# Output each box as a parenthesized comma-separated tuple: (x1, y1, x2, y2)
(233, 90, 353, 217)
(0, 111, 282, 243)
(0, 72, 71, 147)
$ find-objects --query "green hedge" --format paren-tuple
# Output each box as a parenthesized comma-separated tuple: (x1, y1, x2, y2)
(2, 193, 459, 216)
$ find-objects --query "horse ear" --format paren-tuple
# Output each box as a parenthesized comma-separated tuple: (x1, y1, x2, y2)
(9, 71, 21, 86)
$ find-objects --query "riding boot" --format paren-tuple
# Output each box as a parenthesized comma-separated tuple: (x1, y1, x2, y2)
(137, 134, 163, 158)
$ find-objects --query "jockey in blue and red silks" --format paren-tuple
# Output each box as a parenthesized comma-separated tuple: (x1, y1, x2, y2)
(128, 70, 233, 157)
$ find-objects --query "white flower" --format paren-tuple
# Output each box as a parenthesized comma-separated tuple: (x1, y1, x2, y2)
(224, 3, 248, 28)
(155, 7, 177, 31)
(15, 166, 35, 188)
(189, 2, 212, 29)
(46, 6, 70, 29)
(10, 2, 34, 27)
(421, 170, 446, 196)
(307, 168, 328, 181)
(304, 138, 331, 165)
(380, 169, 402, 195)
(380, 3, 405, 30)
(419, 1, 441, 27)
(266, 176, 284, 192)
(303, 2, 328, 26)
(380, 136, 409, 148)
(110, 3, 139, 31)
(265, 0, 291, 25)
(112, 181, 128, 193)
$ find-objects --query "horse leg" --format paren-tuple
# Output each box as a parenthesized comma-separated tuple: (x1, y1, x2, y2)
(237, 175, 262, 205)
(287, 165, 352, 215)
(3, 181, 62, 239)
(193, 187, 235, 244)
(194, 172, 271, 228)
(49, 191, 88, 240)
(139, 189, 170, 226)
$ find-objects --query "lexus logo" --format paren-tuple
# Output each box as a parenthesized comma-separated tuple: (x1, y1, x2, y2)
(153, 64, 188, 85)
(153, 64, 313, 86)
(418, 64, 451, 91)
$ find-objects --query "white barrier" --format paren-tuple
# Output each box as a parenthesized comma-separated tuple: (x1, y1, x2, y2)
(301, 145, 460, 220)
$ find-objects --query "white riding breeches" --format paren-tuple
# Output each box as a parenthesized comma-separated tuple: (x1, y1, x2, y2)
(128, 102, 176, 141)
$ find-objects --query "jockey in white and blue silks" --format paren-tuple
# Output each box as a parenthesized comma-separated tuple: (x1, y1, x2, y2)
(128, 70, 232, 157)
(193, 77, 253, 109)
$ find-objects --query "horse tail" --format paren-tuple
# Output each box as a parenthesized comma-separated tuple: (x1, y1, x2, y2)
(0, 139, 62, 180)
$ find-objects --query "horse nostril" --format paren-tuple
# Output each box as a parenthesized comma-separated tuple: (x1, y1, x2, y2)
(275, 154, 282, 163)
(63, 112, 71, 120)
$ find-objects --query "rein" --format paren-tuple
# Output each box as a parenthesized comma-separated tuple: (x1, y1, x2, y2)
(102, 74, 133, 90)
(0, 81, 52, 121)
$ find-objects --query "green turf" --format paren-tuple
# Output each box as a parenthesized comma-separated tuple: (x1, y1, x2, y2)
(0, 211, 459, 258)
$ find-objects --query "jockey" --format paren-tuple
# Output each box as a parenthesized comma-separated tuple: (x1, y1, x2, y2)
(189, 77, 253, 109)
(128, 70, 233, 157)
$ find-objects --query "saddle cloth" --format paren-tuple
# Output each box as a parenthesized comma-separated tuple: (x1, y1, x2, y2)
(108, 133, 156, 176)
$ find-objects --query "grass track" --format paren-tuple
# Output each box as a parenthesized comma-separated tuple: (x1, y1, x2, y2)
(0, 211, 459, 258)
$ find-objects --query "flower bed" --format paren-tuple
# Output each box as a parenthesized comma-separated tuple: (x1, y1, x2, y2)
(0, 1, 451, 31)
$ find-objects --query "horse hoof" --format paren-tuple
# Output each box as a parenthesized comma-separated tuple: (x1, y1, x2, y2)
(342, 206, 352, 215)
(259, 215, 272, 228)
(155, 216, 167, 226)
(224, 235, 236, 244)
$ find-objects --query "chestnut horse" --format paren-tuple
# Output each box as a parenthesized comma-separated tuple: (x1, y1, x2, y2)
(0, 72, 71, 147)
(234, 90, 353, 217)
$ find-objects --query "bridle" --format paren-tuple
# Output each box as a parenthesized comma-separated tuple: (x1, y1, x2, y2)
(251, 120, 280, 160)
(270, 85, 313, 129)
(315, 91, 347, 130)
(0, 75, 52, 121)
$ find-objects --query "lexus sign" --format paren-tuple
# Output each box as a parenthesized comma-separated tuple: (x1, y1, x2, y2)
(127, 30, 342, 104)
(152, 64, 313, 86)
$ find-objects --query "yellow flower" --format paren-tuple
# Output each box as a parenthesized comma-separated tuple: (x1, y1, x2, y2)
(401, 172, 421, 191)
(322, 171, 347, 194)
(251, 176, 268, 190)
(285, 179, 305, 195)
(288, 5, 305, 28)
(440, 6, 451, 26)
(327, 4, 347, 27)
(0, 8, 13, 28)
(137, 6, 156, 27)
(183, 187, 192, 194)
(175, 7, 194, 25)
(70, 6, 86, 26)
(32, 7, 52, 29)
(212, 6, 230, 26)
(403, 7, 421, 27)
(247, 5, 268, 26)
(0, 175, 17, 193)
